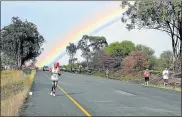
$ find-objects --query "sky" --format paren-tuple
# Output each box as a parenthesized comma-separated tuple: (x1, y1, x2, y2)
(1, 1, 172, 66)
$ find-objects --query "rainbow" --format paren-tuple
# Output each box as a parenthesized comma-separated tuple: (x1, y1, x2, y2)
(36, 2, 130, 68)
(47, 16, 121, 66)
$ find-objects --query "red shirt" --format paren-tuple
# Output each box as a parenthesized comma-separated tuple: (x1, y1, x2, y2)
(144, 71, 150, 77)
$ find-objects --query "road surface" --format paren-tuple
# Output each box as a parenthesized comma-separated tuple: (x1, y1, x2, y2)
(22, 71, 181, 116)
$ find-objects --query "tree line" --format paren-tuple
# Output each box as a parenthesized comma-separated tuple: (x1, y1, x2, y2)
(66, 1, 182, 78)
(66, 35, 174, 74)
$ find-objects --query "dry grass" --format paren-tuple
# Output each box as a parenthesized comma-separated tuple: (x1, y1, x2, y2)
(1, 70, 36, 116)
(1, 70, 23, 87)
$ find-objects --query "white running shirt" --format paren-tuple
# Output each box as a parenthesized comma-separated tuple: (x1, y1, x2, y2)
(51, 67, 59, 81)
(52, 67, 58, 74)
(163, 70, 169, 79)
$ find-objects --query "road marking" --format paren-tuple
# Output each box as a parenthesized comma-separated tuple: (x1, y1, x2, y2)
(44, 73, 51, 79)
(115, 90, 136, 96)
(44, 73, 92, 117)
(57, 85, 92, 117)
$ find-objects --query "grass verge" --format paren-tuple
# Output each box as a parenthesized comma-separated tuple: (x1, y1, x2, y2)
(1, 70, 36, 116)
(147, 84, 181, 92)
(85, 72, 181, 92)
(92, 72, 105, 77)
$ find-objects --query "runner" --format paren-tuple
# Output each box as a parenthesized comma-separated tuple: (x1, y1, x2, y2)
(163, 68, 169, 88)
(50, 62, 60, 96)
(144, 69, 150, 86)
(106, 68, 109, 79)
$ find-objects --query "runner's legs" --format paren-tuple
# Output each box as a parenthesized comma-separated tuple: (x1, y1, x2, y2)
(145, 77, 149, 86)
(52, 81, 58, 96)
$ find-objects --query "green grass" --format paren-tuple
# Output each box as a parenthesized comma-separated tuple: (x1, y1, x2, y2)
(147, 84, 181, 92)
(92, 72, 105, 77)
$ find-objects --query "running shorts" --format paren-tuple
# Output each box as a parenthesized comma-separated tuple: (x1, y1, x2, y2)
(145, 77, 149, 82)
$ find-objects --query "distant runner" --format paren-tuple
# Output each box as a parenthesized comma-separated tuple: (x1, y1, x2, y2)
(105, 68, 109, 79)
(163, 68, 169, 88)
(50, 62, 60, 96)
(144, 69, 150, 86)
(88, 69, 91, 75)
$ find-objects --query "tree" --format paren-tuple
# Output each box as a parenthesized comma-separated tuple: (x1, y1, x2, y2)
(147, 55, 158, 70)
(80, 61, 87, 68)
(88, 36, 108, 70)
(1, 17, 45, 67)
(120, 1, 182, 73)
(160, 50, 173, 69)
(105, 42, 123, 57)
(66, 43, 77, 71)
(136, 44, 156, 69)
(136, 44, 155, 57)
(89, 36, 108, 52)
(160, 50, 173, 59)
(104, 40, 136, 70)
(120, 40, 136, 56)
(1, 52, 16, 66)
(77, 35, 91, 68)
(90, 50, 103, 70)
(77, 35, 109, 68)
(105, 40, 135, 60)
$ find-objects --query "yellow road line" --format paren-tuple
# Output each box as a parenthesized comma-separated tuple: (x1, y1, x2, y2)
(57, 85, 92, 117)
(44, 73, 91, 117)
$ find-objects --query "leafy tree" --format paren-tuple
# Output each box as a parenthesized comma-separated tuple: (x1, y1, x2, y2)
(136, 44, 156, 69)
(90, 50, 103, 70)
(105, 40, 135, 58)
(77, 35, 108, 68)
(89, 36, 108, 52)
(77, 35, 91, 68)
(160, 50, 173, 59)
(65, 64, 71, 71)
(120, 40, 136, 56)
(88, 36, 108, 70)
(160, 50, 173, 69)
(105, 42, 124, 57)
(136, 44, 155, 57)
(1, 17, 45, 67)
(104, 40, 136, 70)
(153, 58, 164, 71)
(80, 61, 87, 68)
(66, 43, 77, 71)
(147, 55, 158, 70)
(1, 52, 16, 66)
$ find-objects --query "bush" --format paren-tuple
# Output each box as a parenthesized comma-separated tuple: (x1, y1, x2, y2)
(22, 68, 32, 75)
(150, 70, 162, 75)
(122, 51, 148, 75)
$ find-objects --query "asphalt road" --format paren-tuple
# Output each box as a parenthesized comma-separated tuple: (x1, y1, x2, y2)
(22, 71, 181, 116)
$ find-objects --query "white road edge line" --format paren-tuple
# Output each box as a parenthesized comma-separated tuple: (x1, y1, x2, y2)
(44, 72, 51, 80)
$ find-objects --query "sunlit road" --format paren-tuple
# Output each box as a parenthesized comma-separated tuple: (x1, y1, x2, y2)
(22, 71, 181, 116)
